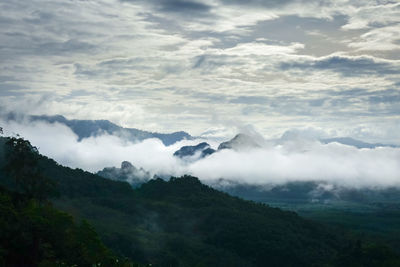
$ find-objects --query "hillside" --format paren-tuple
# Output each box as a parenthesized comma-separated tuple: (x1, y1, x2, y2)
(0, 137, 399, 266)
(0, 137, 137, 266)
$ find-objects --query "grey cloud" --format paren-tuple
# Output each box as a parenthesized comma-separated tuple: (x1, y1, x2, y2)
(328, 88, 399, 101)
(0, 75, 19, 83)
(34, 39, 96, 55)
(192, 54, 235, 70)
(23, 11, 54, 24)
(193, 55, 206, 68)
(225, 87, 400, 118)
(241, 106, 268, 116)
(73, 57, 152, 79)
(228, 95, 317, 116)
(327, 88, 371, 97)
(325, 88, 400, 116)
(0, 84, 26, 96)
(279, 56, 399, 76)
(121, 0, 212, 16)
(99, 58, 145, 67)
(74, 64, 98, 78)
(308, 98, 326, 107)
(167, 88, 228, 104)
(252, 15, 355, 57)
(368, 90, 400, 104)
(230, 96, 269, 105)
(219, 0, 301, 8)
(67, 89, 93, 98)
(158, 0, 211, 13)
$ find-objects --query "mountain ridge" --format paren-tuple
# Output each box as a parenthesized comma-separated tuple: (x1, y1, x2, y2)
(321, 137, 398, 149)
(3, 113, 193, 146)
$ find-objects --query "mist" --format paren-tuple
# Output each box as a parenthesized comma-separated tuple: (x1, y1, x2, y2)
(1, 118, 399, 189)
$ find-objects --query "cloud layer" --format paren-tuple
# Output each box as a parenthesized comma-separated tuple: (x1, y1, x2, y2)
(2, 119, 399, 189)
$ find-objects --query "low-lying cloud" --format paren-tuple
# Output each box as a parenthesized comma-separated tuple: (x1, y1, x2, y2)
(1, 119, 399, 189)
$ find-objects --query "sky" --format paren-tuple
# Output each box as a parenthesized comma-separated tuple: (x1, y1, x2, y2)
(0, 0, 400, 143)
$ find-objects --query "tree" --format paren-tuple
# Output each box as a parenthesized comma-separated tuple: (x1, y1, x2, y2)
(3, 137, 56, 202)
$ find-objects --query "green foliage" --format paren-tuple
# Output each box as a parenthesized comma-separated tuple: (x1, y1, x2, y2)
(52, 175, 400, 266)
(268, 201, 400, 254)
(3, 137, 56, 201)
(0, 136, 137, 267)
(0, 187, 135, 266)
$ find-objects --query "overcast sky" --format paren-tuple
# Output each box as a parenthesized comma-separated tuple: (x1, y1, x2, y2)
(0, 0, 399, 143)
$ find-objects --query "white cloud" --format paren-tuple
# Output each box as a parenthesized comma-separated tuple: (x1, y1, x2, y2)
(2, 119, 400, 189)
(219, 42, 305, 56)
(341, 2, 400, 30)
(348, 25, 400, 51)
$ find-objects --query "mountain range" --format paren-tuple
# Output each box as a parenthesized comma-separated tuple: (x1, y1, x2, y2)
(320, 137, 398, 149)
(3, 113, 397, 149)
(3, 113, 193, 146)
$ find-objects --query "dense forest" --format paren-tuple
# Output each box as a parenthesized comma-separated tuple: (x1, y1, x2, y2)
(0, 137, 137, 266)
(223, 182, 400, 251)
(1, 136, 400, 266)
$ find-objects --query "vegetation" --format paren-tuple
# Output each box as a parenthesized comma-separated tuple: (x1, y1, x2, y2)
(0, 136, 136, 266)
(0, 136, 400, 266)
(223, 182, 400, 253)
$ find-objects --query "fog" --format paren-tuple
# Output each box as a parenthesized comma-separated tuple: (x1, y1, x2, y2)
(1, 119, 400, 189)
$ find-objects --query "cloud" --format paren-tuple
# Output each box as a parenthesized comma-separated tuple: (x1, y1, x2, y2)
(189, 143, 400, 188)
(348, 25, 400, 51)
(157, 0, 212, 14)
(121, 0, 213, 14)
(220, 42, 304, 56)
(0, 0, 399, 142)
(229, 96, 269, 105)
(1, 119, 400, 189)
(279, 55, 399, 76)
(341, 2, 400, 30)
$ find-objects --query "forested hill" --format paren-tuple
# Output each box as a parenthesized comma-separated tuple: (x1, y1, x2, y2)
(0, 137, 137, 266)
(0, 137, 399, 266)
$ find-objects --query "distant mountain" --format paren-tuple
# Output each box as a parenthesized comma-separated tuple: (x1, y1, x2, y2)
(173, 142, 215, 159)
(96, 161, 152, 187)
(321, 137, 397, 149)
(218, 133, 262, 151)
(4, 113, 193, 146)
(173, 134, 263, 161)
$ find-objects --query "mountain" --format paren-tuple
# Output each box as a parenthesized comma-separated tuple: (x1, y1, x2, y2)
(173, 142, 215, 159)
(173, 134, 263, 161)
(97, 161, 152, 187)
(218, 133, 262, 151)
(320, 137, 397, 149)
(4, 113, 193, 145)
(1, 136, 398, 266)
